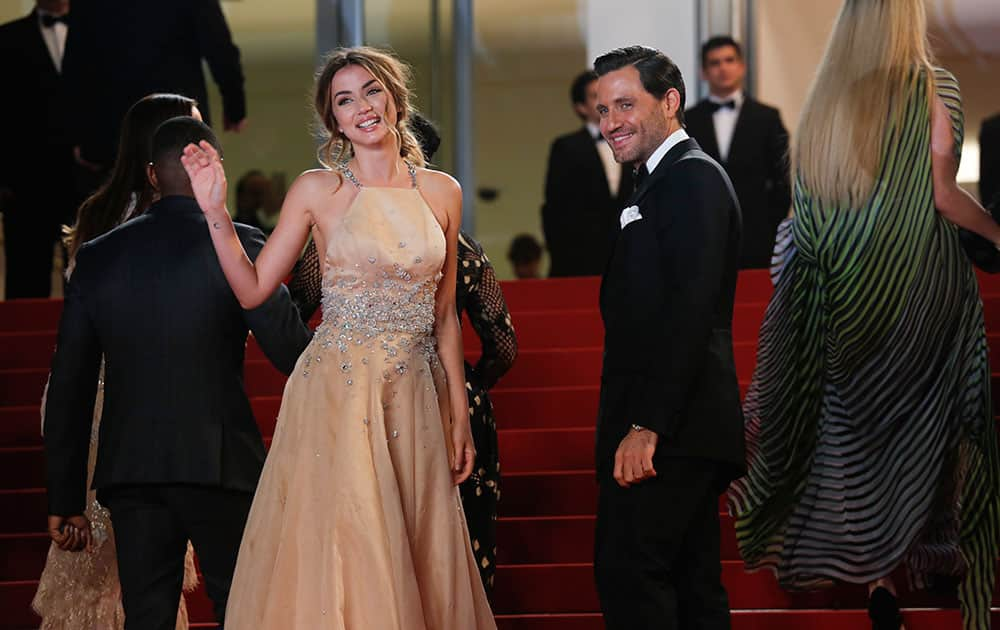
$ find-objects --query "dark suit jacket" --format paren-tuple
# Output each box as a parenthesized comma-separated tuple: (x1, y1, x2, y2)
(62, 0, 246, 165)
(0, 9, 75, 224)
(685, 97, 790, 268)
(542, 127, 635, 277)
(597, 138, 745, 482)
(44, 196, 312, 517)
(981, 113, 1000, 207)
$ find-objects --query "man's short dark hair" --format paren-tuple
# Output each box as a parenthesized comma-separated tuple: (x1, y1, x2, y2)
(701, 36, 743, 67)
(508, 234, 543, 265)
(593, 46, 685, 126)
(151, 116, 222, 168)
(570, 70, 598, 106)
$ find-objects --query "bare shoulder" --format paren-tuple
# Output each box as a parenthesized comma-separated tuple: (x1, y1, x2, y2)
(415, 168, 462, 230)
(285, 168, 353, 215)
(289, 168, 348, 197)
(416, 168, 461, 202)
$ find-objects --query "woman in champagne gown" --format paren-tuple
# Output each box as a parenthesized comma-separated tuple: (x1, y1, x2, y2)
(33, 94, 201, 629)
(288, 114, 517, 596)
(182, 47, 496, 629)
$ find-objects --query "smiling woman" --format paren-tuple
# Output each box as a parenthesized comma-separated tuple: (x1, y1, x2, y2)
(179, 45, 497, 629)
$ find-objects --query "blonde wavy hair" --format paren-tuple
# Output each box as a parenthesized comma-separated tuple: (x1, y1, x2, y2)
(794, 0, 935, 207)
(314, 46, 425, 170)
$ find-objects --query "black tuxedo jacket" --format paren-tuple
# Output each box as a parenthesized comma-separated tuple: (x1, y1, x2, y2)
(44, 196, 312, 517)
(542, 127, 635, 277)
(597, 138, 745, 481)
(0, 9, 75, 223)
(980, 113, 1000, 207)
(62, 0, 246, 165)
(685, 97, 790, 268)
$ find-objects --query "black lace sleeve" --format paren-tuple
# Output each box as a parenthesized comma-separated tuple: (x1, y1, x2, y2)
(288, 238, 323, 325)
(457, 233, 517, 390)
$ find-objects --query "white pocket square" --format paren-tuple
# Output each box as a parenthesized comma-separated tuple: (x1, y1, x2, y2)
(620, 205, 643, 229)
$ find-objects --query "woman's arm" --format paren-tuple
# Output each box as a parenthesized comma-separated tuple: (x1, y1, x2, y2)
(931, 96, 1000, 245)
(423, 171, 475, 485)
(181, 141, 316, 309)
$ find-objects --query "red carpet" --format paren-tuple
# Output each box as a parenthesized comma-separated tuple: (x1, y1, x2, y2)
(3, 270, 1000, 628)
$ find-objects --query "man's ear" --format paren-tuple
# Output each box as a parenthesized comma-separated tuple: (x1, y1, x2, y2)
(573, 102, 589, 120)
(146, 163, 158, 191)
(663, 88, 681, 118)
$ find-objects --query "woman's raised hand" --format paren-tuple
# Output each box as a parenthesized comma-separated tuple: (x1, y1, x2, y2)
(181, 141, 228, 217)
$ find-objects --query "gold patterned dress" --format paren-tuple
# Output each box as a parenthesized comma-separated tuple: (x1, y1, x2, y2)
(223, 171, 496, 629)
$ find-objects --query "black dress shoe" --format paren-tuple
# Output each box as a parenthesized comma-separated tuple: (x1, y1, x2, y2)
(868, 586, 903, 630)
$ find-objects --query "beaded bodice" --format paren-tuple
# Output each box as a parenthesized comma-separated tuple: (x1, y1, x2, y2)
(316, 168, 446, 348)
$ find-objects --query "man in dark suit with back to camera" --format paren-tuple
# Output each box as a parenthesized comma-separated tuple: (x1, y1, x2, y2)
(43, 117, 311, 629)
(0, 0, 75, 298)
(685, 36, 790, 269)
(593, 45, 745, 630)
(542, 70, 634, 277)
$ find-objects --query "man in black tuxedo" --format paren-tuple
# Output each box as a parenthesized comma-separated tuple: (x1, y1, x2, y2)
(685, 36, 790, 269)
(542, 70, 634, 277)
(981, 113, 1000, 207)
(43, 117, 311, 629)
(0, 0, 75, 298)
(592, 46, 745, 629)
(62, 0, 247, 172)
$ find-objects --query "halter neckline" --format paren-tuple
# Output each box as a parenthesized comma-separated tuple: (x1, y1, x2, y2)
(340, 161, 418, 190)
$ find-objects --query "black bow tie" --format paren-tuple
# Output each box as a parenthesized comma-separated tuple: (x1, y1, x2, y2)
(40, 13, 68, 27)
(708, 99, 736, 113)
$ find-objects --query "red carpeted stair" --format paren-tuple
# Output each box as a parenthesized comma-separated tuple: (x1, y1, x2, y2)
(3, 270, 1000, 629)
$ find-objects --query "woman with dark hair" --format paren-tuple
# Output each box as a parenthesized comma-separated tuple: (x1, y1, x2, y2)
(287, 112, 517, 595)
(33, 93, 201, 630)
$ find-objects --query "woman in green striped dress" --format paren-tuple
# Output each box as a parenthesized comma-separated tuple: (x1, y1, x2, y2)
(728, 2, 1000, 628)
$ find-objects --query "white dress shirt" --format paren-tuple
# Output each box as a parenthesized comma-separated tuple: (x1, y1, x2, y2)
(709, 89, 743, 163)
(588, 121, 621, 197)
(645, 127, 690, 176)
(37, 11, 68, 73)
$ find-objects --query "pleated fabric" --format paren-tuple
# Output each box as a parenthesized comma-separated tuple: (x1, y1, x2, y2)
(728, 68, 1000, 629)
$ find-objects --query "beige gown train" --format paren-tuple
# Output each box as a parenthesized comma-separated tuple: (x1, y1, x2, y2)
(224, 176, 496, 629)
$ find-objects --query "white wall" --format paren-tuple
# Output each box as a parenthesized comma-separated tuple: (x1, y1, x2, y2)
(586, 0, 697, 90)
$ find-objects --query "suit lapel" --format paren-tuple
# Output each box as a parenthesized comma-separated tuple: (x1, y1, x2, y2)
(574, 127, 613, 199)
(24, 10, 61, 77)
(727, 98, 756, 167)
(687, 103, 721, 162)
(628, 138, 699, 207)
(602, 138, 700, 309)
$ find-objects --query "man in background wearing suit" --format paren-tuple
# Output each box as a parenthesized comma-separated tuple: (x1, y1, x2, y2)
(593, 45, 744, 629)
(542, 70, 634, 277)
(44, 118, 311, 629)
(62, 0, 247, 175)
(0, 0, 75, 298)
(981, 113, 1000, 208)
(685, 36, 790, 269)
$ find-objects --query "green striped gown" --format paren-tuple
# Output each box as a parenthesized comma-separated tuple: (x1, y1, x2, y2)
(728, 68, 1000, 629)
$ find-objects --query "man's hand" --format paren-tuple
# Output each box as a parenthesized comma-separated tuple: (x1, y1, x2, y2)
(47, 514, 93, 552)
(613, 426, 659, 488)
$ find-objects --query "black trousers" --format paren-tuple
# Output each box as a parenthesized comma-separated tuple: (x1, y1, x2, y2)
(100, 484, 254, 630)
(595, 457, 730, 630)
